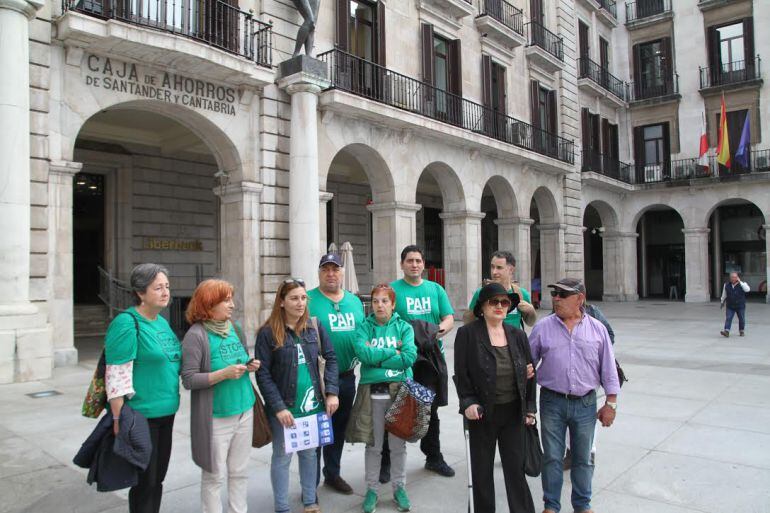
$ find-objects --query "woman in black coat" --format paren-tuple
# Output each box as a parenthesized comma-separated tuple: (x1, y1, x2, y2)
(454, 282, 537, 513)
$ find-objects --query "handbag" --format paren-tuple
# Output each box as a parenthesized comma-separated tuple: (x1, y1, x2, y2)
(524, 419, 543, 477)
(81, 312, 139, 418)
(384, 378, 436, 443)
(251, 386, 273, 448)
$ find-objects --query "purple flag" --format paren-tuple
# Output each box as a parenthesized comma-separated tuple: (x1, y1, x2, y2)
(735, 114, 751, 168)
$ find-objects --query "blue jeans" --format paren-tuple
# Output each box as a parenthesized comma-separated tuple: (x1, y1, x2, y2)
(322, 371, 356, 480)
(268, 415, 318, 513)
(724, 305, 746, 331)
(539, 388, 597, 513)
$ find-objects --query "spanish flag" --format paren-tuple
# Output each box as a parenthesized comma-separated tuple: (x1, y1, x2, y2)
(716, 94, 731, 169)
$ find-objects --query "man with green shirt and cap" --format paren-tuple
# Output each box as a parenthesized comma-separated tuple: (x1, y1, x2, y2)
(389, 244, 456, 478)
(467, 250, 537, 328)
(308, 252, 366, 494)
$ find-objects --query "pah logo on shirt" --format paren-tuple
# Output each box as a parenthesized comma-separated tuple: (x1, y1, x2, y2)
(299, 388, 319, 413)
(385, 369, 403, 378)
(367, 336, 398, 349)
(328, 312, 356, 332)
(406, 297, 432, 316)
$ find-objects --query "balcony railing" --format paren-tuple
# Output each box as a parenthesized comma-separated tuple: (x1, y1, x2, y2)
(586, 150, 770, 185)
(318, 49, 574, 163)
(581, 149, 632, 181)
(63, 0, 273, 68)
(598, 0, 617, 18)
(578, 57, 626, 100)
(626, 0, 671, 23)
(699, 57, 762, 89)
(627, 73, 679, 102)
(526, 22, 564, 62)
(478, 0, 524, 36)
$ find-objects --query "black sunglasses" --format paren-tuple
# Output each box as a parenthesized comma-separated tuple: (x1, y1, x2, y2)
(550, 289, 579, 299)
(283, 278, 306, 288)
(487, 298, 512, 308)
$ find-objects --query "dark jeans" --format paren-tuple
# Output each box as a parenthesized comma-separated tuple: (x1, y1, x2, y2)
(129, 414, 175, 513)
(468, 401, 534, 513)
(322, 371, 356, 480)
(724, 305, 746, 331)
(382, 396, 444, 466)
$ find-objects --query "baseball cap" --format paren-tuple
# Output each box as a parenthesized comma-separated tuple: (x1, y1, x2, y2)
(547, 278, 586, 294)
(318, 253, 343, 268)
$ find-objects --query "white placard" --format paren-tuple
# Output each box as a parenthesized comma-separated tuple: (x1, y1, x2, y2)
(283, 412, 334, 454)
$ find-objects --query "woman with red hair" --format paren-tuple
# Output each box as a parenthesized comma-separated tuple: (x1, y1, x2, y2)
(181, 279, 260, 513)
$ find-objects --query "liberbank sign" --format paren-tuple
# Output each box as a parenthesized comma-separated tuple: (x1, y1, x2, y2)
(83, 54, 238, 116)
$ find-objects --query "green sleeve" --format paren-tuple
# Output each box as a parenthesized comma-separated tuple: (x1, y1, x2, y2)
(104, 312, 138, 365)
(468, 288, 480, 310)
(352, 324, 398, 365)
(378, 322, 417, 370)
(521, 287, 532, 303)
(437, 285, 455, 317)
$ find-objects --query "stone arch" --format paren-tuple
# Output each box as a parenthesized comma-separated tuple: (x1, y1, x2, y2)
(584, 200, 620, 231)
(583, 201, 621, 301)
(634, 204, 687, 300)
(529, 186, 563, 308)
(630, 202, 685, 232)
(416, 161, 467, 212)
(703, 197, 767, 227)
(323, 143, 396, 203)
(481, 175, 518, 218)
(531, 186, 561, 224)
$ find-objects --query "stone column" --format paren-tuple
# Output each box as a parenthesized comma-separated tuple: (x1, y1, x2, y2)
(440, 211, 485, 314)
(537, 223, 566, 310)
(277, 56, 330, 289)
(216, 181, 263, 343)
(683, 227, 711, 303)
(319, 191, 333, 254)
(639, 216, 648, 298)
(48, 161, 82, 367)
(711, 209, 722, 298)
(367, 202, 421, 284)
(0, 0, 46, 383)
(495, 217, 534, 291)
(601, 231, 639, 301)
(764, 224, 770, 303)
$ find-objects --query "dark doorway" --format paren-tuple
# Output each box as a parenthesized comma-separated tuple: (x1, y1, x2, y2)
(73, 172, 106, 304)
(636, 208, 685, 299)
(583, 204, 603, 300)
(423, 206, 444, 269)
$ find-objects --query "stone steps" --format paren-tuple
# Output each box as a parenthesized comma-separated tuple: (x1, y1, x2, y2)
(74, 304, 110, 338)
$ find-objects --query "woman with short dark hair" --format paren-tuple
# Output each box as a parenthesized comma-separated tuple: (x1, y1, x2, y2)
(181, 279, 260, 513)
(104, 263, 181, 513)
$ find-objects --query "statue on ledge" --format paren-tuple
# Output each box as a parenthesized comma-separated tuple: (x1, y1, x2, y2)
(291, 0, 320, 57)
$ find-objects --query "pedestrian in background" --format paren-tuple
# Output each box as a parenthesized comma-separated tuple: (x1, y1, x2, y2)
(721, 272, 750, 337)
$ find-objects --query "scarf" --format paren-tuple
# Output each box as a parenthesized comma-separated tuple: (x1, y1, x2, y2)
(203, 319, 231, 338)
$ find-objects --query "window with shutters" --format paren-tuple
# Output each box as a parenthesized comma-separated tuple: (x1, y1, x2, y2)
(425, 30, 462, 124)
(349, 0, 377, 62)
(491, 62, 506, 115)
(634, 38, 673, 99)
(634, 122, 671, 182)
(642, 124, 666, 165)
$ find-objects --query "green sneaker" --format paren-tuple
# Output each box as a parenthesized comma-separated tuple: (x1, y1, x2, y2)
(393, 486, 410, 512)
(362, 489, 378, 513)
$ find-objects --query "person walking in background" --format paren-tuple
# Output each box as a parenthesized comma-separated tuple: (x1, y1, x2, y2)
(181, 279, 260, 513)
(454, 282, 537, 513)
(529, 278, 620, 513)
(346, 284, 417, 513)
(308, 253, 366, 494)
(390, 245, 456, 478)
(721, 272, 750, 337)
(104, 264, 181, 513)
(467, 251, 537, 328)
(255, 279, 339, 513)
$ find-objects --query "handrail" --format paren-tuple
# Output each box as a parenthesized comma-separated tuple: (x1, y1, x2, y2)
(699, 56, 762, 89)
(97, 266, 134, 318)
(578, 57, 626, 100)
(525, 22, 563, 61)
(318, 48, 574, 164)
(581, 149, 632, 181)
(627, 73, 679, 102)
(597, 0, 616, 18)
(477, 0, 524, 36)
(626, 0, 671, 23)
(62, 0, 273, 68)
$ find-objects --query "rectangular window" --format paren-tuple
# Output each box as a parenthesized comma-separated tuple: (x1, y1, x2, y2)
(634, 38, 672, 98)
(349, 0, 376, 61)
(491, 62, 506, 114)
(634, 122, 671, 182)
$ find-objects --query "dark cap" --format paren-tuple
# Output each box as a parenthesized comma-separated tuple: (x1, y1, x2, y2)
(473, 282, 520, 318)
(318, 253, 343, 268)
(547, 278, 586, 294)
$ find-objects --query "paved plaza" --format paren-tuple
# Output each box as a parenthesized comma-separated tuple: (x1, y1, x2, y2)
(1, 300, 769, 513)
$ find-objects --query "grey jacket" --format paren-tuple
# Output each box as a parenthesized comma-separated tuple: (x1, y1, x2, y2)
(180, 322, 250, 473)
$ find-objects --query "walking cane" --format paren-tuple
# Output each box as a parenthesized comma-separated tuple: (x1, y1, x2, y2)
(463, 416, 474, 513)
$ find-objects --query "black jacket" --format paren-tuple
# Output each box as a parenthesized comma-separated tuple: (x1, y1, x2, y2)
(73, 404, 152, 492)
(453, 319, 537, 423)
(255, 323, 339, 414)
(410, 320, 448, 407)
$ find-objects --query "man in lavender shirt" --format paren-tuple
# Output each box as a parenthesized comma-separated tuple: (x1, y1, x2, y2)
(529, 278, 620, 513)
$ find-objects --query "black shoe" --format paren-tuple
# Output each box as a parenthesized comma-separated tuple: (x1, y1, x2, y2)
(563, 448, 572, 470)
(425, 459, 455, 477)
(720, 330, 729, 337)
(324, 475, 354, 494)
(740, 330, 745, 336)
(379, 465, 391, 484)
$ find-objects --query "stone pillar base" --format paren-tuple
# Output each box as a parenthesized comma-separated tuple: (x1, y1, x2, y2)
(54, 347, 79, 367)
(602, 293, 639, 302)
(0, 322, 52, 384)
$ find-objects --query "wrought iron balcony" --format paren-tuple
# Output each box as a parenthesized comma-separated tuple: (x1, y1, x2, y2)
(699, 57, 762, 90)
(625, 0, 671, 24)
(578, 57, 626, 101)
(477, 0, 524, 36)
(598, 0, 617, 18)
(581, 149, 632, 182)
(318, 49, 575, 164)
(62, 0, 273, 68)
(627, 73, 679, 103)
(525, 22, 563, 62)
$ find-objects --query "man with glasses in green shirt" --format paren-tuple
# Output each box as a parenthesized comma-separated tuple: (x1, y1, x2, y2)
(467, 250, 537, 328)
(308, 253, 365, 494)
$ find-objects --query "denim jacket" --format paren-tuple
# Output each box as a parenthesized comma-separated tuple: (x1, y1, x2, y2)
(255, 322, 339, 414)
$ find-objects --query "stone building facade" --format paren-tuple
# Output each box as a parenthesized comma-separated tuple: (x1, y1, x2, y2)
(0, 0, 767, 383)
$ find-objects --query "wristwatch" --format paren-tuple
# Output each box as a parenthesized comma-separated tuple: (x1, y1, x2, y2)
(605, 401, 617, 411)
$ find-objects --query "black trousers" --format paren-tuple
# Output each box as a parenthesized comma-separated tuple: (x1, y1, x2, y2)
(467, 401, 534, 513)
(129, 414, 175, 513)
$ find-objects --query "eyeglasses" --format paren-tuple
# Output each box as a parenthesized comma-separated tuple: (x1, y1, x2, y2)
(550, 289, 579, 299)
(283, 278, 305, 287)
(487, 298, 512, 308)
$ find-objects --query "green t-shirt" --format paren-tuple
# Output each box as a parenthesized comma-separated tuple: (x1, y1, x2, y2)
(390, 278, 454, 351)
(307, 288, 365, 373)
(208, 327, 255, 418)
(104, 308, 181, 419)
(468, 286, 532, 328)
(289, 341, 323, 418)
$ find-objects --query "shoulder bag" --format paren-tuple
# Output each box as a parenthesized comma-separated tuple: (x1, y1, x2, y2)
(385, 378, 436, 443)
(524, 418, 543, 477)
